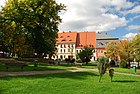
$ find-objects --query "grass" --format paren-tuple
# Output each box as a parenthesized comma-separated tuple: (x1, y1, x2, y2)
(0, 62, 75, 71)
(77, 65, 97, 69)
(0, 71, 140, 94)
(114, 68, 140, 75)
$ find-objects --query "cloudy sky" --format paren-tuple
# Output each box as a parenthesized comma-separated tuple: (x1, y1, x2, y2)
(56, 0, 140, 40)
(1, 0, 140, 39)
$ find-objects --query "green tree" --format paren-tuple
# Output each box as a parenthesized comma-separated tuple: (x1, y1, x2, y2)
(77, 47, 95, 65)
(118, 40, 133, 67)
(131, 34, 140, 66)
(105, 41, 119, 61)
(1, 0, 66, 58)
(105, 40, 133, 67)
(98, 57, 110, 82)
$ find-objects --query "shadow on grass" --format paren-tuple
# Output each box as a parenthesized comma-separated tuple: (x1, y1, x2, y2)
(0, 64, 75, 72)
(0, 71, 99, 80)
(113, 80, 138, 83)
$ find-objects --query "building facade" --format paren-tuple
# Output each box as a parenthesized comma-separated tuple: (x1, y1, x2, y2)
(53, 31, 118, 61)
(96, 33, 119, 59)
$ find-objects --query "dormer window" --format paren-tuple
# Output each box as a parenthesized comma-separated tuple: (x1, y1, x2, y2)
(60, 36, 63, 38)
(62, 39, 66, 41)
(67, 36, 70, 37)
(98, 42, 104, 46)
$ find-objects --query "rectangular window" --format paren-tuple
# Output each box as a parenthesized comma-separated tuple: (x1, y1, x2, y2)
(76, 50, 78, 53)
(101, 50, 103, 53)
(64, 44, 66, 48)
(68, 44, 70, 48)
(61, 45, 63, 48)
(71, 49, 73, 53)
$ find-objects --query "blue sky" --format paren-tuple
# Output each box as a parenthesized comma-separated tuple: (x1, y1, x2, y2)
(56, 0, 140, 40)
(1, 0, 140, 40)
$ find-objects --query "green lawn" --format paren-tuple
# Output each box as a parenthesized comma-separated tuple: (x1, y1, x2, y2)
(0, 63, 75, 71)
(0, 71, 140, 94)
(78, 65, 97, 69)
(114, 68, 140, 75)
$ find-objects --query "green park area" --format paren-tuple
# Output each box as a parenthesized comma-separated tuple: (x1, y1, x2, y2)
(0, 0, 140, 94)
(0, 71, 140, 94)
(0, 58, 140, 94)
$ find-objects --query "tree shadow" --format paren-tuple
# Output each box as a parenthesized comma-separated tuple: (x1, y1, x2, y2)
(0, 71, 99, 81)
(113, 80, 138, 83)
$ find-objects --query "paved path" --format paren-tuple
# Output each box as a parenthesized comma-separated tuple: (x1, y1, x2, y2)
(0, 68, 140, 77)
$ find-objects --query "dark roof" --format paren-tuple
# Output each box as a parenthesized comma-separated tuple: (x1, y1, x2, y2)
(96, 33, 119, 40)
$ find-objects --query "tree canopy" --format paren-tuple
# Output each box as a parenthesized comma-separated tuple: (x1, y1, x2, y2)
(105, 40, 132, 67)
(77, 46, 95, 65)
(0, 0, 66, 58)
(131, 34, 140, 65)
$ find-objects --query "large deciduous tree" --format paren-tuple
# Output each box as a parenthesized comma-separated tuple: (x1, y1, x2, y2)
(105, 40, 132, 67)
(105, 41, 119, 61)
(1, 0, 66, 58)
(131, 34, 140, 66)
(118, 40, 132, 67)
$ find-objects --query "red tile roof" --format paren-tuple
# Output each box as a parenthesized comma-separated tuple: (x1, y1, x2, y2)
(57, 32, 77, 43)
(76, 32, 96, 48)
(57, 31, 96, 48)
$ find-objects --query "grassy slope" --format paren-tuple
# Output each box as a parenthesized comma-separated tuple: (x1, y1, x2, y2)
(0, 71, 140, 94)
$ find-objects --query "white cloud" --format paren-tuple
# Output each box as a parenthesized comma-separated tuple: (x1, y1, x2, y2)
(58, 0, 130, 32)
(126, 5, 140, 14)
(0, 0, 6, 9)
(123, 33, 137, 40)
(110, 0, 134, 10)
(127, 25, 140, 30)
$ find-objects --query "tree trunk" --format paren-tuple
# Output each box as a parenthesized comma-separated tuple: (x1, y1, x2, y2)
(99, 75, 102, 82)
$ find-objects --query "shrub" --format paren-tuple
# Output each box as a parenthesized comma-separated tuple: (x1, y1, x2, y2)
(119, 59, 127, 68)
(110, 60, 115, 66)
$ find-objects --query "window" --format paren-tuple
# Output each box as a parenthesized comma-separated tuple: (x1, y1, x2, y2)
(101, 50, 104, 53)
(64, 49, 65, 53)
(98, 42, 104, 46)
(64, 44, 66, 48)
(60, 55, 63, 59)
(61, 44, 63, 48)
(68, 49, 70, 52)
(68, 44, 70, 48)
(71, 44, 73, 48)
(76, 50, 78, 53)
(62, 39, 66, 41)
(61, 49, 62, 53)
(71, 49, 73, 53)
